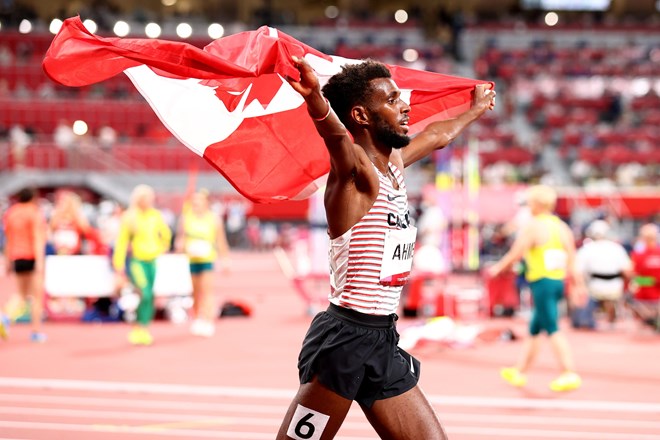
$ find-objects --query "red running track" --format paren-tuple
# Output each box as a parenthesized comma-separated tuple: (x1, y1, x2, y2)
(0, 251, 659, 439)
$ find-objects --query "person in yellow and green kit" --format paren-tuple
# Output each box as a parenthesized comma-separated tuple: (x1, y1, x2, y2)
(175, 189, 231, 338)
(113, 184, 172, 346)
(489, 185, 587, 392)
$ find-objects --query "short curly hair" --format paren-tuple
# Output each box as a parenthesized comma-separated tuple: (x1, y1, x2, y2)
(17, 187, 36, 203)
(321, 60, 391, 127)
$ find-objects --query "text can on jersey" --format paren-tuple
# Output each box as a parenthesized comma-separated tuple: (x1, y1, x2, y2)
(380, 227, 417, 286)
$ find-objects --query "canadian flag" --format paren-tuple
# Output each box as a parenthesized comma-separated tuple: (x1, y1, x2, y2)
(44, 17, 489, 203)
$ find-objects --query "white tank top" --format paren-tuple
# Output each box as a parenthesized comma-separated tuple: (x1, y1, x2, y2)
(328, 161, 417, 315)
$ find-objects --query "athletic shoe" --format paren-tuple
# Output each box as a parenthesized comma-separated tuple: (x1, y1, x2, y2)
(128, 327, 153, 346)
(30, 332, 47, 343)
(190, 319, 204, 336)
(197, 320, 216, 338)
(0, 315, 9, 340)
(128, 327, 142, 345)
(140, 329, 153, 346)
(500, 367, 527, 387)
(549, 371, 582, 392)
(190, 320, 215, 337)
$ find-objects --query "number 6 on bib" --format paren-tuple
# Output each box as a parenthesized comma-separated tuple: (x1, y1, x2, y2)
(286, 405, 330, 440)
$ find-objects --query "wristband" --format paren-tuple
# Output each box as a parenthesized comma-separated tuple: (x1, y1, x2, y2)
(312, 98, 332, 121)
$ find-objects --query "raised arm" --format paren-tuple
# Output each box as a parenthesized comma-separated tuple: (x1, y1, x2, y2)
(489, 221, 534, 278)
(402, 84, 496, 167)
(286, 57, 361, 179)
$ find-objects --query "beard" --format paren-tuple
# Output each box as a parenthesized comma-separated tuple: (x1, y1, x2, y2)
(372, 113, 410, 149)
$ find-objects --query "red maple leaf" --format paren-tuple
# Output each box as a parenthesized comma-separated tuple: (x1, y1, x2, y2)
(211, 74, 283, 112)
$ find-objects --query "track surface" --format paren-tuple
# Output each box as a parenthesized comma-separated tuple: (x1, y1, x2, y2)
(1, 251, 659, 439)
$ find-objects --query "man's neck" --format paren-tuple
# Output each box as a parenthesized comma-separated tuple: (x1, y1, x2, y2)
(360, 143, 392, 175)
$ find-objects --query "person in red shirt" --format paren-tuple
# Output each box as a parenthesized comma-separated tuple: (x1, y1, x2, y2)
(2, 188, 47, 342)
(629, 223, 660, 331)
(49, 190, 90, 255)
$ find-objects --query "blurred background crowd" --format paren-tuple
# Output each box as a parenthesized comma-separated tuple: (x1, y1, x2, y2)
(0, 0, 658, 333)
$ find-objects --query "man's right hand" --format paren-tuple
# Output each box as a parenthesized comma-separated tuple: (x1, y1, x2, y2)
(286, 56, 320, 98)
(286, 56, 332, 121)
(473, 84, 496, 113)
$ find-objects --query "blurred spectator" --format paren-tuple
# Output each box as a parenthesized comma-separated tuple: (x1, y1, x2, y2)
(246, 217, 261, 250)
(15, 40, 34, 62)
(36, 81, 56, 100)
(1, 188, 47, 342)
(480, 224, 511, 261)
(96, 200, 123, 255)
(13, 81, 31, 100)
(48, 190, 91, 256)
(573, 220, 632, 329)
(53, 120, 76, 150)
(504, 190, 533, 306)
(0, 78, 10, 98)
(97, 125, 118, 150)
(261, 222, 279, 251)
(225, 201, 248, 248)
(628, 223, 660, 332)
(415, 189, 448, 275)
(0, 44, 13, 66)
(307, 188, 329, 274)
(9, 125, 30, 169)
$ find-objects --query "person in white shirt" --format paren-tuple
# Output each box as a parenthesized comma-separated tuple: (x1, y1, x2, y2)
(574, 220, 632, 329)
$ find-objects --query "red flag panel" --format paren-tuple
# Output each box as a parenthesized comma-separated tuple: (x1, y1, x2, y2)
(43, 16, 490, 203)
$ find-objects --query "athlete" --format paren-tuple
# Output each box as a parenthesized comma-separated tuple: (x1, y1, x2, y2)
(113, 185, 172, 346)
(48, 190, 90, 256)
(175, 189, 230, 337)
(276, 58, 495, 440)
(629, 223, 660, 331)
(489, 185, 586, 392)
(2, 188, 47, 342)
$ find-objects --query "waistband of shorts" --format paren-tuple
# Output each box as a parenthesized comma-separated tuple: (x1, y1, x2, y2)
(591, 272, 623, 280)
(326, 303, 398, 329)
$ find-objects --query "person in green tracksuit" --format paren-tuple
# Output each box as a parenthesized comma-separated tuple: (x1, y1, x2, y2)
(113, 185, 171, 346)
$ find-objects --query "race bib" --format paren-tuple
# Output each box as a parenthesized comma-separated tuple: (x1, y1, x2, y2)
(544, 249, 567, 271)
(53, 229, 79, 249)
(186, 239, 213, 258)
(380, 226, 417, 286)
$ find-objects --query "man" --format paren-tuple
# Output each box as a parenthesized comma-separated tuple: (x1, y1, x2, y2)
(573, 220, 631, 329)
(489, 185, 586, 392)
(2, 188, 47, 342)
(629, 223, 660, 331)
(276, 58, 495, 440)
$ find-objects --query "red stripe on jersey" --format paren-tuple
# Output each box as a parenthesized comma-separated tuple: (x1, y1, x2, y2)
(329, 161, 409, 316)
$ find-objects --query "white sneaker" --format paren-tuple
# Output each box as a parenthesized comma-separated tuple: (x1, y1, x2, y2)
(197, 320, 216, 338)
(190, 319, 204, 336)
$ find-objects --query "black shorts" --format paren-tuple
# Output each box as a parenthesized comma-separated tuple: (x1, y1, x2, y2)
(13, 259, 36, 274)
(298, 303, 420, 408)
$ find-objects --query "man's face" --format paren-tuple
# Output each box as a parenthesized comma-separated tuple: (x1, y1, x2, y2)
(367, 78, 411, 149)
